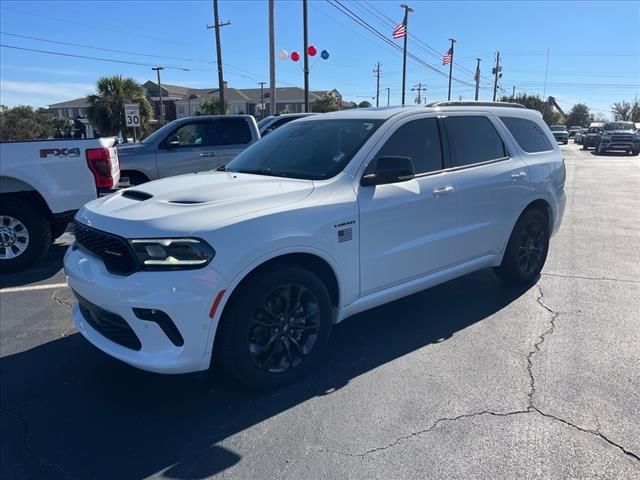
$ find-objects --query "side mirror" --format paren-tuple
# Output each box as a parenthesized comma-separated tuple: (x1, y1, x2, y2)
(361, 156, 415, 187)
(165, 135, 180, 148)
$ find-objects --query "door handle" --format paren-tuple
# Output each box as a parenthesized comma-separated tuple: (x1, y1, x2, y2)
(199, 152, 216, 157)
(511, 171, 528, 180)
(432, 185, 455, 197)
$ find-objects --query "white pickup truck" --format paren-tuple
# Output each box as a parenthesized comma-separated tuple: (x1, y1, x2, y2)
(0, 138, 120, 272)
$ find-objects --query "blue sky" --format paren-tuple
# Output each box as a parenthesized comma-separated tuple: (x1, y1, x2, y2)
(1, 0, 638, 118)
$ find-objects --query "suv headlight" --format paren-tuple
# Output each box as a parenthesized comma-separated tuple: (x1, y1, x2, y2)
(130, 238, 215, 270)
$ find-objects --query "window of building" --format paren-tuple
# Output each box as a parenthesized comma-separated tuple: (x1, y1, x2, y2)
(444, 116, 507, 167)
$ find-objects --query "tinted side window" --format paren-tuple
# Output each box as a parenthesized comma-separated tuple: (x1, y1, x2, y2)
(500, 116, 553, 153)
(445, 116, 507, 167)
(218, 119, 252, 145)
(171, 121, 217, 147)
(376, 118, 443, 175)
(263, 117, 297, 136)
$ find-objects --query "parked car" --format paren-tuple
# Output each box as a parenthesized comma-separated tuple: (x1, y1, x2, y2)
(118, 115, 260, 185)
(258, 113, 317, 136)
(568, 126, 581, 138)
(550, 125, 569, 144)
(65, 102, 566, 389)
(1, 137, 119, 272)
(574, 128, 587, 144)
(595, 121, 639, 155)
(582, 126, 602, 150)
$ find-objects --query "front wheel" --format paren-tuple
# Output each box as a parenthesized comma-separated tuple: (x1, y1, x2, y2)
(631, 150, 640, 156)
(0, 202, 51, 273)
(216, 265, 333, 390)
(494, 209, 549, 286)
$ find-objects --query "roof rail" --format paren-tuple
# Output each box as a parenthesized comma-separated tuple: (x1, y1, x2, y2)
(426, 101, 526, 109)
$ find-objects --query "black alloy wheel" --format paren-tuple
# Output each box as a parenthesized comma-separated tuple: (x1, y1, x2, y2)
(247, 284, 321, 374)
(516, 221, 546, 276)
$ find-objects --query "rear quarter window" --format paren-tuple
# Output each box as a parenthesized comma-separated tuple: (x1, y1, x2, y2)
(500, 117, 553, 153)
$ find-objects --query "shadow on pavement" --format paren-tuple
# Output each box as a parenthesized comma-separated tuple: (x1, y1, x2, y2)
(0, 270, 530, 479)
(0, 242, 69, 289)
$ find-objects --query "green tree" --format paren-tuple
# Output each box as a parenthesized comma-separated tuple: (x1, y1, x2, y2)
(0, 105, 55, 141)
(611, 97, 640, 122)
(311, 95, 339, 113)
(200, 96, 229, 115)
(358, 100, 372, 108)
(87, 75, 152, 139)
(500, 93, 563, 125)
(564, 103, 591, 127)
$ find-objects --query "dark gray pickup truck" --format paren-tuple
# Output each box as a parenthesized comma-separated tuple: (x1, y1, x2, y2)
(595, 122, 639, 155)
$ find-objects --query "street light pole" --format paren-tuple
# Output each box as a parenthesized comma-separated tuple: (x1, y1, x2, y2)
(269, 0, 276, 116)
(151, 66, 165, 124)
(447, 38, 456, 101)
(302, 0, 309, 112)
(399, 4, 413, 106)
(387, 87, 390, 106)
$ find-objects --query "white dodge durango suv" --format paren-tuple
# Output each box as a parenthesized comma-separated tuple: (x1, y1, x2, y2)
(64, 102, 566, 389)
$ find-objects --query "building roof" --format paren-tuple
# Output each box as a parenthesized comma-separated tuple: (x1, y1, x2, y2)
(48, 97, 90, 108)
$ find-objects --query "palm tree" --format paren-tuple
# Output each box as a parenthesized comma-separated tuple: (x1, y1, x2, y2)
(87, 76, 152, 139)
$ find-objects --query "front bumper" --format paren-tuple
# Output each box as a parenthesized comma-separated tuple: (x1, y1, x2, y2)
(64, 245, 228, 374)
(553, 135, 568, 142)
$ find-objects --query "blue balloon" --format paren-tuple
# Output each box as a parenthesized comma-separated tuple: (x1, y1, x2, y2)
(320, 50, 330, 60)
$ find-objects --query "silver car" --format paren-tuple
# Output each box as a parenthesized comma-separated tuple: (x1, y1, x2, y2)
(118, 115, 260, 185)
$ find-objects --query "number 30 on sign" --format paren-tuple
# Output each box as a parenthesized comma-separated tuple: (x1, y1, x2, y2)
(124, 103, 141, 128)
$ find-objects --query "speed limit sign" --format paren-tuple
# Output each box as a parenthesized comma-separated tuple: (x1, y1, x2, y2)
(124, 103, 141, 128)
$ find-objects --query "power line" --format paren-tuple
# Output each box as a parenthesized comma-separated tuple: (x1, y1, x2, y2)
(326, 0, 485, 89)
(0, 44, 200, 71)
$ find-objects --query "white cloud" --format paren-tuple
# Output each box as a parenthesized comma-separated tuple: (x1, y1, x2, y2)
(0, 80, 95, 106)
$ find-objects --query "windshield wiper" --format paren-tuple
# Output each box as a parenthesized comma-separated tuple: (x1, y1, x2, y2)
(232, 168, 291, 178)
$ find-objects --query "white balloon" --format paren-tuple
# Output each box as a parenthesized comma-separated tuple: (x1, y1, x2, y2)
(278, 50, 288, 60)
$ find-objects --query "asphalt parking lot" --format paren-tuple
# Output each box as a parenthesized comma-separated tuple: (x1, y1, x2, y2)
(1, 143, 639, 479)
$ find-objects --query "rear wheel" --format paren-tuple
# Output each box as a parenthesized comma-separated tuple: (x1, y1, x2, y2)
(0, 202, 51, 273)
(216, 265, 333, 390)
(494, 209, 549, 286)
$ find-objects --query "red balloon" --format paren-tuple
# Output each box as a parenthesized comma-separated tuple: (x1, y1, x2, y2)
(307, 45, 317, 56)
(291, 51, 300, 62)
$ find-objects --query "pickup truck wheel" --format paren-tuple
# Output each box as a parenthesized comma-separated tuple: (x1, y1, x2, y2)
(494, 209, 549, 286)
(632, 150, 640, 156)
(217, 265, 333, 390)
(0, 203, 51, 273)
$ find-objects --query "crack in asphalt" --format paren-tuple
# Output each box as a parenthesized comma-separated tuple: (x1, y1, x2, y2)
(17, 409, 76, 480)
(541, 272, 640, 284)
(51, 288, 73, 308)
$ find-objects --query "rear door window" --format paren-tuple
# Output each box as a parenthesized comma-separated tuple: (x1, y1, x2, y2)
(444, 116, 507, 167)
(218, 118, 252, 145)
(500, 116, 553, 153)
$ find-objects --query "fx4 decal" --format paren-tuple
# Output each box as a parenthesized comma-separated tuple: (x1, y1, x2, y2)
(39, 147, 81, 158)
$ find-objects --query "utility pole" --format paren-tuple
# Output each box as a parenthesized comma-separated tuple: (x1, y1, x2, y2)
(474, 58, 481, 101)
(207, 0, 230, 115)
(303, 0, 309, 112)
(399, 4, 413, 106)
(258, 82, 266, 118)
(373, 62, 381, 107)
(447, 38, 456, 101)
(492, 51, 501, 102)
(386, 87, 390, 106)
(269, 0, 276, 116)
(151, 67, 165, 124)
(411, 82, 427, 104)
(512, 85, 516, 99)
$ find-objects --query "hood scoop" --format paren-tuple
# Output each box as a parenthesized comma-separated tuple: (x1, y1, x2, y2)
(167, 199, 205, 205)
(122, 190, 153, 201)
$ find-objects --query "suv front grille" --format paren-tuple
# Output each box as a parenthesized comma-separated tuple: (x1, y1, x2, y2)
(74, 291, 142, 351)
(611, 134, 633, 142)
(73, 222, 138, 275)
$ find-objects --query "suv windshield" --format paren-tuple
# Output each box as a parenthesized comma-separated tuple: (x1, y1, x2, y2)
(604, 122, 635, 131)
(550, 125, 566, 131)
(225, 119, 382, 180)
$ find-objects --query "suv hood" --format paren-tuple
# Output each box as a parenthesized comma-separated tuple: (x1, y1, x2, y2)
(76, 172, 315, 237)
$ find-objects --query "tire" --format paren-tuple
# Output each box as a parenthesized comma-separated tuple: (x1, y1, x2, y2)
(0, 202, 51, 273)
(494, 209, 549, 286)
(122, 171, 150, 186)
(50, 221, 69, 242)
(563, 140, 569, 145)
(632, 150, 640, 156)
(216, 265, 333, 390)
(582, 144, 588, 150)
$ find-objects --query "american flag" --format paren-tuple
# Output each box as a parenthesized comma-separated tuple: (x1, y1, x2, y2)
(392, 10, 408, 39)
(442, 48, 452, 65)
